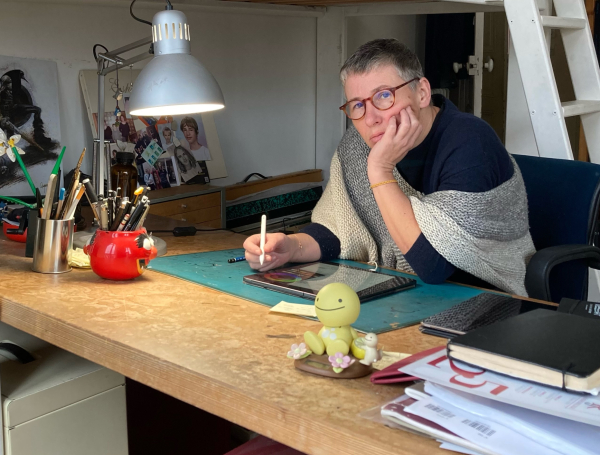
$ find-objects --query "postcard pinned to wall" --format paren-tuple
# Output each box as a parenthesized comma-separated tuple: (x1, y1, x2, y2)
(81, 68, 228, 185)
(141, 140, 164, 166)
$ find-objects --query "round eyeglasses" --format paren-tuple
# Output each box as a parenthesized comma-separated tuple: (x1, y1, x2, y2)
(339, 78, 420, 120)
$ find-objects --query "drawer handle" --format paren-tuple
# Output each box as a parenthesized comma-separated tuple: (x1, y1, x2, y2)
(181, 204, 187, 208)
(181, 218, 187, 222)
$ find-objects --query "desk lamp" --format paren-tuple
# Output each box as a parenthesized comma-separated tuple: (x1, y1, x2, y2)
(79, 0, 225, 254)
(94, 0, 225, 197)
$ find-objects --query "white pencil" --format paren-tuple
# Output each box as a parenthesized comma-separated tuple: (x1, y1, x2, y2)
(259, 214, 266, 266)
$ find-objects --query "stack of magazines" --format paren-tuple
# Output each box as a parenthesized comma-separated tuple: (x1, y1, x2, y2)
(373, 345, 600, 455)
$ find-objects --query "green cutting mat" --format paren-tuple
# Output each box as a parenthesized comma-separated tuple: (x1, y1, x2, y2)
(149, 249, 487, 334)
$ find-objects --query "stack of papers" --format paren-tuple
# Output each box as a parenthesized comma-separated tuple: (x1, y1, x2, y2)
(378, 349, 600, 455)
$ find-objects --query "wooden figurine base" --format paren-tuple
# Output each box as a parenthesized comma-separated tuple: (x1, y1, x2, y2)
(294, 354, 373, 379)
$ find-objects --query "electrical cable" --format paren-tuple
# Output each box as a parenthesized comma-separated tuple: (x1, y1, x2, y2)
(130, 0, 153, 26)
(93, 44, 109, 61)
(151, 227, 237, 236)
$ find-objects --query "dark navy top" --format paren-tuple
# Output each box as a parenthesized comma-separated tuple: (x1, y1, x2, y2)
(301, 95, 514, 288)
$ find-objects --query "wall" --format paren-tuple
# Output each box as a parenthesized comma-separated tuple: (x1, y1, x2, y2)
(0, 0, 317, 187)
(346, 15, 426, 67)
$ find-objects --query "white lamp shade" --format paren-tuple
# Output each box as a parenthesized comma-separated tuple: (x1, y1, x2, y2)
(129, 53, 225, 116)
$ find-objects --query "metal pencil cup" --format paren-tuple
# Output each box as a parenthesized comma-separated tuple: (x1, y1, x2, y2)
(32, 217, 74, 274)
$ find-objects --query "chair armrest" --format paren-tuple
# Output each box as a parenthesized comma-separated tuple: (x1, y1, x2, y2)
(525, 245, 600, 301)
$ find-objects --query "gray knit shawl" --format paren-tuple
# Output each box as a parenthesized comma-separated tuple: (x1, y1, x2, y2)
(312, 126, 536, 297)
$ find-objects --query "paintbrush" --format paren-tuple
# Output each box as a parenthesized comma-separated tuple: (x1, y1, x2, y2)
(59, 148, 86, 219)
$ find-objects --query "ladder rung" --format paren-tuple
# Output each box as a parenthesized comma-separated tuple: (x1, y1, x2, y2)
(562, 101, 600, 117)
(541, 16, 587, 30)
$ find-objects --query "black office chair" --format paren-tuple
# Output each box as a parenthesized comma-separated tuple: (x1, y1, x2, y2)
(514, 154, 600, 303)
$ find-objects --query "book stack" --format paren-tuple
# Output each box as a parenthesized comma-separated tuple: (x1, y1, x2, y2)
(375, 310, 600, 455)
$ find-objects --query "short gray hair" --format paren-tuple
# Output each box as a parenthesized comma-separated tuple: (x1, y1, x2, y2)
(340, 39, 423, 90)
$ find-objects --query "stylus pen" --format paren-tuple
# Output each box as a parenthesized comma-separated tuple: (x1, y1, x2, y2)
(228, 257, 246, 263)
(259, 214, 266, 266)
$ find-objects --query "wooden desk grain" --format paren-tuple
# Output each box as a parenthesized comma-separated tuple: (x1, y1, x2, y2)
(0, 232, 445, 455)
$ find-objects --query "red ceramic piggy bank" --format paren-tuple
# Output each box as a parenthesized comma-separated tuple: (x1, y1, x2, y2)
(84, 228, 157, 280)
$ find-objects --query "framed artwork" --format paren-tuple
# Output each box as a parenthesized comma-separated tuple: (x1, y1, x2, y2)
(0, 56, 62, 196)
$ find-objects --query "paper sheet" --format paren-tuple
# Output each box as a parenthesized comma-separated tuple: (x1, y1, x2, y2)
(425, 382, 600, 455)
(381, 395, 496, 455)
(398, 350, 600, 427)
(438, 441, 486, 455)
(405, 397, 564, 455)
(269, 301, 316, 318)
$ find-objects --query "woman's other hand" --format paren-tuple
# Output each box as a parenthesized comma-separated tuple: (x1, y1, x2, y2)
(244, 233, 297, 271)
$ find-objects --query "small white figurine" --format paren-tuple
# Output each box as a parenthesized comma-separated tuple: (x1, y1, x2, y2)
(359, 333, 382, 366)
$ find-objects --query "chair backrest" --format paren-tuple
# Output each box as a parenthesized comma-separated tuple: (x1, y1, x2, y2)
(513, 154, 600, 302)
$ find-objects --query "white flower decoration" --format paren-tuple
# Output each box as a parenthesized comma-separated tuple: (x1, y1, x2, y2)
(287, 343, 311, 360)
(0, 128, 25, 162)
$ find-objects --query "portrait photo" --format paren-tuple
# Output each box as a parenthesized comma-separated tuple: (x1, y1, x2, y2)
(156, 157, 179, 188)
(172, 145, 210, 185)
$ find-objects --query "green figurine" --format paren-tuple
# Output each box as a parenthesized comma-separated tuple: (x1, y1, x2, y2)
(304, 283, 360, 356)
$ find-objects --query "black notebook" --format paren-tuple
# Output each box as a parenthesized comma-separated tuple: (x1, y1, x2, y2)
(447, 309, 600, 393)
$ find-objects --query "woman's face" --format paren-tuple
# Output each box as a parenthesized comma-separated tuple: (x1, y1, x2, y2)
(177, 149, 190, 167)
(344, 64, 428, 148)
(182, 125, 197, 144)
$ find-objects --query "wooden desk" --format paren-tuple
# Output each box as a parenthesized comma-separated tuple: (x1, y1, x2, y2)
(0, 231, 444, 455)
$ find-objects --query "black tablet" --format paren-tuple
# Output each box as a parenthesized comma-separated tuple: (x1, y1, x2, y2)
(243, 261, 416, 302)
(420, 293, 557, 338)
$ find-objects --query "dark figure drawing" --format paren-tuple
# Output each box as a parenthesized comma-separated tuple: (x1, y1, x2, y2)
(0, 69, 59, 188)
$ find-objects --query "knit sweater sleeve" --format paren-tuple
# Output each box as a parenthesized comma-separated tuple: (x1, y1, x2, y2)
(404, 233, 456, 284)
(298, 223, 341, 261)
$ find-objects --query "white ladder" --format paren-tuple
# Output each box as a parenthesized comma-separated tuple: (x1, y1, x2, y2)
(504, 0, 600, 162)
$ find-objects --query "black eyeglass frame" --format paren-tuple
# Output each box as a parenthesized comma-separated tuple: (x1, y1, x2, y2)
(339, 77, 420, 120)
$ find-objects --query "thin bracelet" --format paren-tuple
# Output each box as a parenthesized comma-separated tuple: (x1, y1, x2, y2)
(370, 179, 397, 190)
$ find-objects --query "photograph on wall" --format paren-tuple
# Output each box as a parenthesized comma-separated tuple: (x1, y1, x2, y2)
(158, 115, 211, 162)
(141, 140, 164, 167)
(0, 56, 62, 196)
(93, 112, 136, 144)
(79, 69, 141, 140)
(81, 69, 227, 180)
(157, 113, 227, 179)
(157, 122, 176, 156)
(156, 156, 179, 188)
(172, 144, 210, 185)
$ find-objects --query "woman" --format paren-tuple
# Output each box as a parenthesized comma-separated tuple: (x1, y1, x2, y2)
(143, 170, 156, 191)
(157, 161, 171, 188)
(243, 39, 535, 297)
(174, 145, 207, 185)
(119, 115, 131, 143)
(152, 166, 162, 190)
(180, 117, 212, 161)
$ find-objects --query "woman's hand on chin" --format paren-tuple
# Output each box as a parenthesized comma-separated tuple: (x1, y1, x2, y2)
(367, 107, 422, 183)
